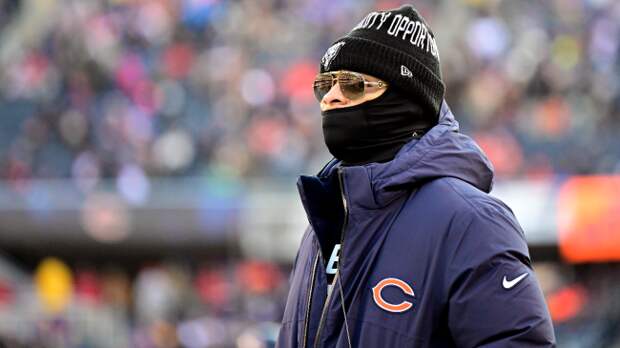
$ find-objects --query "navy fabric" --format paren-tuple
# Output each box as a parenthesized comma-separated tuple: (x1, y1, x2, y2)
(278, 101, 556, 348)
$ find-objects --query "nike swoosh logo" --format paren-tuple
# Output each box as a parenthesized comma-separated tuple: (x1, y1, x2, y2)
(502, 273, 528, 289)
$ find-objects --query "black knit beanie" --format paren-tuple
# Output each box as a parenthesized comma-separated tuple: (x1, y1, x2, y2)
(320, 4, 445, 118)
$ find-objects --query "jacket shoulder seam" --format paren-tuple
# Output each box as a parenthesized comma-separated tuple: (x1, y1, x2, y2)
(440, 177, 491, 221)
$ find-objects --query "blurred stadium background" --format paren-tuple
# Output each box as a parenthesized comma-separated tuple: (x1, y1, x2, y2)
(0, 0, 619, 347)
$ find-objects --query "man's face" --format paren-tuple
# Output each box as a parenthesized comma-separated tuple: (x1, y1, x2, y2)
(320, 71, 388, 112)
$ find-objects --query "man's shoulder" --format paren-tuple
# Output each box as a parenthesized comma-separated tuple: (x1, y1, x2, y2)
(413, 176, 503, 214)
(412, 177, 523, 239)
(423, 177, 529, 256)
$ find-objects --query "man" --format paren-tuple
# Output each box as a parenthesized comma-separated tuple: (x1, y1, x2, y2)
(278, 5, 555, 347)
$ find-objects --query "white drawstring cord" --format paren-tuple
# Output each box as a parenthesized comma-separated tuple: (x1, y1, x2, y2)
(337, 272, 353, 348)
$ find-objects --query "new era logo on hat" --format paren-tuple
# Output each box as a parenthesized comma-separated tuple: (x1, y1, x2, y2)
(401, 65, 413, 78)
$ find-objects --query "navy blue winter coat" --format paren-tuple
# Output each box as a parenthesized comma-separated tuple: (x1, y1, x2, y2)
(277, 102, 556, 347)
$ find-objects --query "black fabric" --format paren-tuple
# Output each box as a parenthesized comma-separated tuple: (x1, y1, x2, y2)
(319, 4, 444, 118)
(322, 87, 434, 166)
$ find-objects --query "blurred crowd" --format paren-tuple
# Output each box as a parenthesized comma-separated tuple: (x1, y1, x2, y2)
(538, 262, 620, 348)
(0, 256, 287, 347)
(1, 256, 620, 348)
(0, 0, 619, 193)
(2, 0, 620, 347)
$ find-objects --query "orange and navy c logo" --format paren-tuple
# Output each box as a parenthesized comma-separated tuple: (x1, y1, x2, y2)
(372, 277, 415, 313)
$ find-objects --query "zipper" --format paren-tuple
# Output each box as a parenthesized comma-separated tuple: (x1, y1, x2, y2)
(302, 252, 320, 348)
(314, 168, 349, 348)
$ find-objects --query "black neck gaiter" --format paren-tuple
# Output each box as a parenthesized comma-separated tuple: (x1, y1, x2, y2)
(321, 88, 437, 166)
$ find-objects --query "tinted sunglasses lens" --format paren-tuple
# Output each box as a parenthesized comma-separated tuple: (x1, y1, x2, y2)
(313, 75, 333, 101)
(338, 73, 364, 100)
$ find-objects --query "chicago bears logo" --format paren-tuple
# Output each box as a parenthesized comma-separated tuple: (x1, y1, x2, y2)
(372, 277, 415, 313)
(321, 42, 346, 70)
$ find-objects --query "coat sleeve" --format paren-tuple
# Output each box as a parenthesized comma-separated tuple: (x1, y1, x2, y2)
(445, 205, 556, 347)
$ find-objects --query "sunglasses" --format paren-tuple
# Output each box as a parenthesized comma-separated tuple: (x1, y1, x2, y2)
(312, 70, 388, 102)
